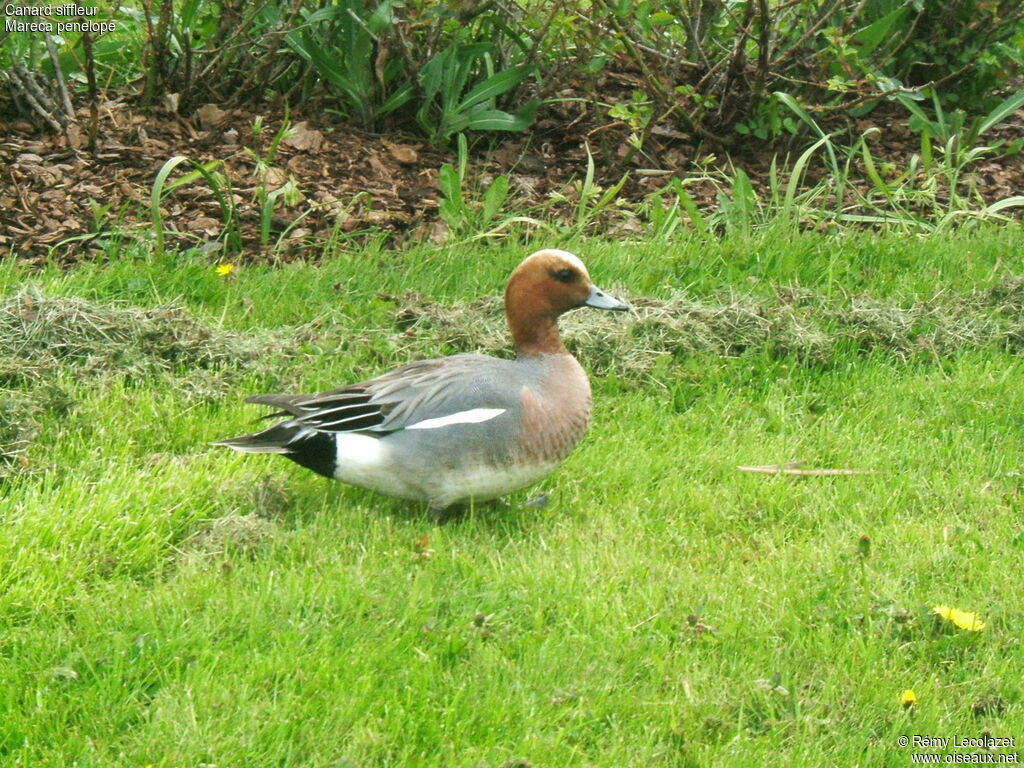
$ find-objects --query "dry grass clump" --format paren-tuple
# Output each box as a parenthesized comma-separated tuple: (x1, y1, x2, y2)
(834, 292, 1012, 358)
(390, 276, 1024, 378)
(181, 513, 280, 560)
(179, 478, 291, 562)
(0, 291, 292, 479)
(985, 275, 1024, 307)
(4, 278, 1022, 481)
(391, 290, 836, 377)
(0, 392, 39, 478)
(984, 276, 1024, 353)
(0, 291, 286, 387)
(0, 386, 73, 480)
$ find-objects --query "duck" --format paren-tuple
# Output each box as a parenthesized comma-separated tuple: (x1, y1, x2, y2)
(214, 249, 629, 513)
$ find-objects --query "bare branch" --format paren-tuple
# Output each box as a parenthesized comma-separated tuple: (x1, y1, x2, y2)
(45, 33, 75, 120)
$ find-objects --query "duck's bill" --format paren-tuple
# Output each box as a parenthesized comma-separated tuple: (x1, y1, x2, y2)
(583, 284, 630, 311)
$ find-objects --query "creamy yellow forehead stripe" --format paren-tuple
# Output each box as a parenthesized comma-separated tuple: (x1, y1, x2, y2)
(535, 249, 589, 277)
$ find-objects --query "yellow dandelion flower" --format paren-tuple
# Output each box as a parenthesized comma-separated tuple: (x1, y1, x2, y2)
(901, 689, 917, 708)
(215, 263, 235, 276)
(932, 605, 985, 631)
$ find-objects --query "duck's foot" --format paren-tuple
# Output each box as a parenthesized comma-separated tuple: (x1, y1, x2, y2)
(429, 493, 548, 521)
(493, 493, 548, 510)
(525, 492, 549, 510)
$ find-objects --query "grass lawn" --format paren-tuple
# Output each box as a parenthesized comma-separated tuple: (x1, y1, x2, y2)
(2, 228, 1023, 766)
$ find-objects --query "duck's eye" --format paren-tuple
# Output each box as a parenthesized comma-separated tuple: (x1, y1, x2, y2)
(551, 268, 577, 283)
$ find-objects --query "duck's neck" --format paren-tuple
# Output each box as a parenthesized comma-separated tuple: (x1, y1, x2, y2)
(509, 312, 568, 356)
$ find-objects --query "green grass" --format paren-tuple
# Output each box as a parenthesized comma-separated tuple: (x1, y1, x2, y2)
(2, 229, 1024, 766)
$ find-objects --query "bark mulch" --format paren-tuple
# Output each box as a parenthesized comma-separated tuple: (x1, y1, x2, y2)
(3, 93, 1024, 267)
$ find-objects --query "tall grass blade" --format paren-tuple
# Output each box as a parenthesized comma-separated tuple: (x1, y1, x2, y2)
(984, 196, 1024, 214)
(456, 65, 534, 113)
(975, 89, 1024, 138)
(151, 156, 189, 258)
(675, 183, 709, 236)
(783, 134, 831, 220)
(151, 156, 238, 257)
(774, 91, 843, 210)
(859, 134, 893, 203)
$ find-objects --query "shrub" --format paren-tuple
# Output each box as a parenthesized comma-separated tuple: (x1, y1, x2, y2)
(3, 0, 1021, 145)
(545, 0, 1024, 142)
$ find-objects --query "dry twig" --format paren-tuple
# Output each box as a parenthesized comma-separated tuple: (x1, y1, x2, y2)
(737, 461, 876, 476)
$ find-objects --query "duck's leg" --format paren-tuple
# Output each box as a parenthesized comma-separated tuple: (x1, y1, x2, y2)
(428, 505, 455, 524)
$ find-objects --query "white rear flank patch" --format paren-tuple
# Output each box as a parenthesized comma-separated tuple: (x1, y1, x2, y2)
(405, 408, 506, 431)
(334, 432, 386, 469)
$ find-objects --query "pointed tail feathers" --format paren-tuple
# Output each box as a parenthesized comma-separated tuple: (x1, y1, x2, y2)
(212, 422, 307, 454)
(214, 422, 338, 478)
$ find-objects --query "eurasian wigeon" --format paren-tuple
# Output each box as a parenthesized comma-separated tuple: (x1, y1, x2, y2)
(214, 249, 628, 512)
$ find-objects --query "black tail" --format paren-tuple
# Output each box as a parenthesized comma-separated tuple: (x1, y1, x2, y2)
(213, 423, 337, 478)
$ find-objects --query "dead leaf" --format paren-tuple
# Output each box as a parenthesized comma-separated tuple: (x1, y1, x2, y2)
(195, 104, 228, 130)
(65, 123, 83, 149)
(260, 167, 288, 191)
(427, 219, 448, 244)
(650, 123, 688, 140)
(283, 121, 323, 152)
(186, 216, 222, 236)
(367, 152, 388, 177)
(388, 143, 419, 164)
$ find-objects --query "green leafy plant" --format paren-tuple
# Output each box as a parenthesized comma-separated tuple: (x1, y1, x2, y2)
(241, 116, 308, 248)
(258, 178, 305, 249)
(150, 156, 240, 257)
(607, 90, 655, 152)
(642, 177, 709, 240)
(856, 87, 1024, 226)
(769, 85, 1024, 233)
(244, 115, 294, 173)
(435, 135, 548, 242)
(565, 145, 628, 236)
(552, 0, 1023, 149)
(285, 0, 412, 129)
(712, 168, 759, 236)
(416, 42, 539, 143)
(893, 88, 1024, 165)
(735, 98, 799, 141)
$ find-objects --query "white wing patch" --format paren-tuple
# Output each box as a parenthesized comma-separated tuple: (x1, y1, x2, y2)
(405, 408, 506, 431)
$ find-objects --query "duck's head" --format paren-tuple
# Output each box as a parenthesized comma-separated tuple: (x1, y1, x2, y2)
(505, 249, 628, 355)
